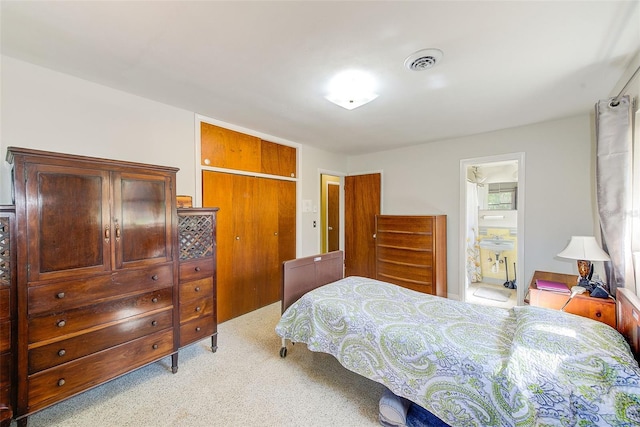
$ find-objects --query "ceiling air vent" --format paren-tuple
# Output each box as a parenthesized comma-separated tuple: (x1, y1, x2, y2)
(404, 48, 443, 71)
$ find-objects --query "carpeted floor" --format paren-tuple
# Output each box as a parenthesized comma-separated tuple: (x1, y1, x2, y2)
(13, 302, 384, 427)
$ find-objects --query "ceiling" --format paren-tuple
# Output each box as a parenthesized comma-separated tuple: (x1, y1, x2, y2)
(2, 1, 639, 155)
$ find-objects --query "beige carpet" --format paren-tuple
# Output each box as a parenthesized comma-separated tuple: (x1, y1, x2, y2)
(13, 302, 384, 427)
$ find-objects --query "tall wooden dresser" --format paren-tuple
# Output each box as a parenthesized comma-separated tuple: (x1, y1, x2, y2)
(7, 147, 179, 425)
(375, 215, 447, 297)
(0, 206, 16, 427)
(176, 208, 218, 365)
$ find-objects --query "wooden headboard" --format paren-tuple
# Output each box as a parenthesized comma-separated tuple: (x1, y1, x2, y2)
(281, 250, 344, 313)
(617, 288, 640, 362)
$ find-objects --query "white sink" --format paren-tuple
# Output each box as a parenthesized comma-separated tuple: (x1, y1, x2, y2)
(479, 239, 514, 252)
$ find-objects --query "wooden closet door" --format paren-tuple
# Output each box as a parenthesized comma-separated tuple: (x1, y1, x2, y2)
(203, 172, 296, 321)
(203, 171, 262, 322)
(278, 180, 296, 267)
(203, 171, 233, 322)
(255, 178, 280, 307)
(24, 164, 112, 282)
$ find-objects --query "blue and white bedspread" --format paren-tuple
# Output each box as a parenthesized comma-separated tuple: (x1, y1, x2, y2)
(275, 276, 640, 426)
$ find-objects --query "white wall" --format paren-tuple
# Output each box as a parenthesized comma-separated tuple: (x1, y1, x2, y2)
(347, 115, 596, 299)
(0, 56, 347, 256)
(0, 56, 196, 200)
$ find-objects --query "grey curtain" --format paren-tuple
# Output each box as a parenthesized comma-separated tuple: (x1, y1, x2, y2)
(596, 95, 634, 296)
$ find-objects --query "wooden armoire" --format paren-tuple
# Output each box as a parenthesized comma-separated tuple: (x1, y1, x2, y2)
(200, 122, 296, 322)
(7, 147, 180, 425)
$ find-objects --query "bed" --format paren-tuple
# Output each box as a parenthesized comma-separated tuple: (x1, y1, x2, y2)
(275, 251, 640, 426)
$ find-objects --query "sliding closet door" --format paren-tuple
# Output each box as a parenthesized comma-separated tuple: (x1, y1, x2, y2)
(202, 171, 295, 322)
(202, 171, 257, 322)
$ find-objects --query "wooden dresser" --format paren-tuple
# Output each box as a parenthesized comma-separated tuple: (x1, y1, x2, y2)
(7, 147, 179, 425)
(0, 206, 15, 427)
(375, 215, 447, 297)
(176, 208, 218, 363)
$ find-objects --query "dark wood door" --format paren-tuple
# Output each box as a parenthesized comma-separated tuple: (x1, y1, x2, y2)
(24, 164, 112, 282)
(344, 173, 381, 278)
(328, 182, 340, 252)
(113, 172, 174, 269)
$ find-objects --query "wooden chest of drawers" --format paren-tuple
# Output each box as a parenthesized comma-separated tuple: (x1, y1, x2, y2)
(375, 215, 447, 297)
(177, 208, 218, 357)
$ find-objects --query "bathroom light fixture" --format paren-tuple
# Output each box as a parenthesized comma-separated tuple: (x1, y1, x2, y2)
(325, 70, 378, 110)
(557, 236, 610, 287)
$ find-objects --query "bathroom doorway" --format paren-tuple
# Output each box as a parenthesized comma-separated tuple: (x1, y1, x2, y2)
(459, 153, 525, 307)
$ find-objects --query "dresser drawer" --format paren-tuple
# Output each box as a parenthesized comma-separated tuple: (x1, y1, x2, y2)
(180, 295, 214, 324)
(29, 287, 173, 344)
(0, 288, 9, 321)
(179, 277, 213, 302)
(179, 318, 216, 347)
(28, 264, 174, 315)
(179, 258, 214, 282)
(29, 307, 173, 373)
(28, 328, 174, 412)
(0, 320, 9, 354)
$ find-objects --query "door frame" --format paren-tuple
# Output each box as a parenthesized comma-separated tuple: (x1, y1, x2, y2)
(323, 179, 341, 253)
(318, 169, 346, 254)
(459, 152, 526, 305)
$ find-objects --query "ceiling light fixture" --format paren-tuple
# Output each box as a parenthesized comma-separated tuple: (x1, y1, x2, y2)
(404, 48, 443, 71)
(325, 70, 378, 110)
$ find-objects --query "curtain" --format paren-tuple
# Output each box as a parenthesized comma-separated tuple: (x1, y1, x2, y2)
(596, 95, 635, 296)
(466, 181, 482, 284)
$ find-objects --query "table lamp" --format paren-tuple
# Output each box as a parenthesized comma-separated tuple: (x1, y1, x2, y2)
(557, 236, 610, 288)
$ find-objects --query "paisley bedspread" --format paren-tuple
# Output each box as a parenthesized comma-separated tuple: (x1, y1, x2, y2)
(275, 276, 640, 426)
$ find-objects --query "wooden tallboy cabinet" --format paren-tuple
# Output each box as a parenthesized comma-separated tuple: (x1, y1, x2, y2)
(375, 215, 447, 297)
(7, 147, 179, 425)
(177, 208, 218, 357)
(0, 206, 16, 427)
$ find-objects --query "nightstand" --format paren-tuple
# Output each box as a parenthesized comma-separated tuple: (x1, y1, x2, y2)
(527, 270, 616, 328)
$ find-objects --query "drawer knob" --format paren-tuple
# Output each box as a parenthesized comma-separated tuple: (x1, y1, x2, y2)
(596, 312, 602, 318)
(58, 349, 66, 357)
(152, 344, 158, 350)
(57, 320, 66, 328)
(195, 266, 201, 272)
(196, 327, 201, 332)
(152, 297, 159, 303)
(56, 292, 65, 299)
(151, 320, 158, 326)
(58, 379, 65, 387)
(151, 274, 159, 281)
(195, 306, 201, 312)
(195, 287, 201, 292)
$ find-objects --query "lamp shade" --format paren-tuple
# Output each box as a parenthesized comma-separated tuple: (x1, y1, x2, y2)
(557, 236, 610, 261)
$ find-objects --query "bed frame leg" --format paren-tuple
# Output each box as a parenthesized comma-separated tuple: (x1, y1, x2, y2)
(280, 338, 288, 358)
